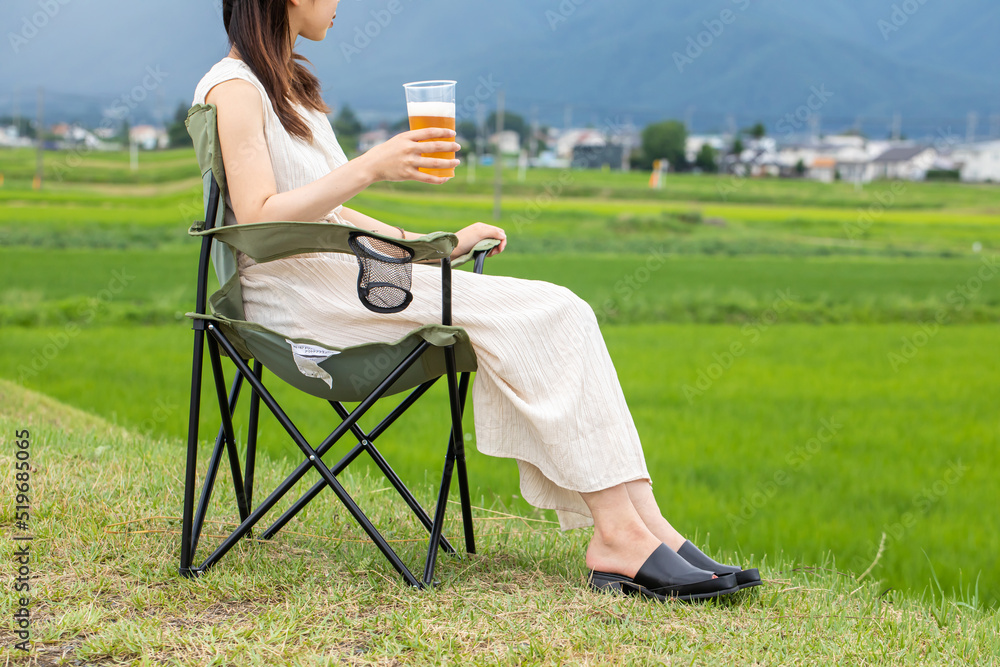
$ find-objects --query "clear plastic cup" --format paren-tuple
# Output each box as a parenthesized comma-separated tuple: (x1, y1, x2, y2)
(403, 80, 457, 177)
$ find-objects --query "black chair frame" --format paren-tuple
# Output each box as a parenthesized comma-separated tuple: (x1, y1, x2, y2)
(179, 178, 489, 588)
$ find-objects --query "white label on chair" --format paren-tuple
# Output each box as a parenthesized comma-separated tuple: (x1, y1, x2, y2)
(286, 339, 339, 389)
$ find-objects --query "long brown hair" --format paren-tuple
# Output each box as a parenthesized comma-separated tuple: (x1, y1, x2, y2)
(222, 0, 330, 142)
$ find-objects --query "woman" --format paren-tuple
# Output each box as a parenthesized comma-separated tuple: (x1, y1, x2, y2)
(193, 0, 760, 601)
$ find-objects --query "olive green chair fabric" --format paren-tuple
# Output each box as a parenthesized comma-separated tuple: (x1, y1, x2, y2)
(183, 104, 496, 403)
(179, 103, 498, 588)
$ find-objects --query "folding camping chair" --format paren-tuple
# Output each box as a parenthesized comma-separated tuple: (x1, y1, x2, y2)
(179, 103, 499, 587)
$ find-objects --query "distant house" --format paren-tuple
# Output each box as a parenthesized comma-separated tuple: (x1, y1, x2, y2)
(834, 146, 878, 184)
(0, 125, 32, 148)
(358, 128, 389, 153)
(870, 146, 937, 180)
(809, 156, 837, 183)
(554, 129, 603, 160)
(571, 144, 624, 170)
(685, 135, 727, 164)
(953, 140, 1000, 183)
(129, 125, 168, 150)
(489, 129, 521, 156)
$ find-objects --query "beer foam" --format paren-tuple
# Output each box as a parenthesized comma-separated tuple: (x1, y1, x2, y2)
(406, 101, 455, 118)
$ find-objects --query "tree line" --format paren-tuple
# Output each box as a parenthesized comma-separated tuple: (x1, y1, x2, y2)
(164, 101, 767, 173)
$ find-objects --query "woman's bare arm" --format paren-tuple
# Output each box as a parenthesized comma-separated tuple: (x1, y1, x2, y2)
(207, 78, 459, 226)
(340, 206, 507, 258)
(208, 78, 505, 258)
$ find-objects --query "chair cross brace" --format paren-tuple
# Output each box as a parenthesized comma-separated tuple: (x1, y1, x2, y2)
(181, 316, 476, 588)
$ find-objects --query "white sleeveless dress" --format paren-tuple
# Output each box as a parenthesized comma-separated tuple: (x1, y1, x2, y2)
(193, 58, 649, 529)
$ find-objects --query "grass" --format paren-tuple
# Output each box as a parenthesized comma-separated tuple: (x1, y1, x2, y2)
(2, 323, 998, 609)
(1, 381, 997, 665)
(3, 248, 1000, 327)
(2, 146, 999, 656)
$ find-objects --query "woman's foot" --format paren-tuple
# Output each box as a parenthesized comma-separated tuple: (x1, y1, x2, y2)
(584, 520, 665, 578)
(590, 544, 738, 602)
(676, 540, 763, 589)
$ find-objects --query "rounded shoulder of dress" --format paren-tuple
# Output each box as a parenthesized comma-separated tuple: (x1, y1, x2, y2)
(193, 58, 262, 103)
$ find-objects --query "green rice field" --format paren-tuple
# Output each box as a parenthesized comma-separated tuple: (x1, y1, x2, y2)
(1, 146, 998, 608)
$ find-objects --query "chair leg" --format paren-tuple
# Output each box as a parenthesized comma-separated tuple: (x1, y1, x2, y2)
(453, 370, 476, 555)
(199, 325, 428, 587)
(206, 336, 251, 524)
(445, 350, 476, 556)
(423, 439, 457, 586)
(244, 361, 262, 515)
(191, 371, 244, 558)
(423, 345, 475, 585)
(180, 327, 205, 577)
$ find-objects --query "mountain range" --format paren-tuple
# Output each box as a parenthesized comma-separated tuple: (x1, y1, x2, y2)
(1, 0, 998, 137)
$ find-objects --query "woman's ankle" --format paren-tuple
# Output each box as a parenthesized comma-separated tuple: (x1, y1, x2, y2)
(642, 516, 686, 552)
(585, 522, 661, 577)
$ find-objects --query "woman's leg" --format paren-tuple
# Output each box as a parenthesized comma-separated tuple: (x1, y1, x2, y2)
(624, 480, 686, 551)
(580, 483, 675, 577)
(623, 479, 762, 588)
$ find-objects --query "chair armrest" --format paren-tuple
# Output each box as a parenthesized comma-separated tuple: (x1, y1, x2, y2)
(190, 221, 458, 265)
(451, 238, 501, 269)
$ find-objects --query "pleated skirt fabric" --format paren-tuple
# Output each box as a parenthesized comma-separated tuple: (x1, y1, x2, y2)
(239, 252, 649, 529)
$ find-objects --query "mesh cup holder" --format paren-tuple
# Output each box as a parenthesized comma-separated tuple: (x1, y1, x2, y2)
(348, 232, 415, 313)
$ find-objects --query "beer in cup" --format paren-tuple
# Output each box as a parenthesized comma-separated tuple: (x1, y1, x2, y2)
(403, 80, 457, 178)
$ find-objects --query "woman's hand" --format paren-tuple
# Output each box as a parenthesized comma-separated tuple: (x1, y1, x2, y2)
(452, 222, 507, 260)
(356, 128, 461, 185)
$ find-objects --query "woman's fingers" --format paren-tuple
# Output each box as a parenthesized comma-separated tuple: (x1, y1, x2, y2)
(410, 171, 451, 185)
(417, 157, 461, 170)
(406, 127, 457, 141)
(412, 140, 461, 154)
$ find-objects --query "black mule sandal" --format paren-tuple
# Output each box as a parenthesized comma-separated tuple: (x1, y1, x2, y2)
(677, 540, 763, 590)
(589, 543, 739, 602)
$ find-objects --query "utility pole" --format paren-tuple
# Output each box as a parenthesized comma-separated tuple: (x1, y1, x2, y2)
(809, 113, 821, 142)
(966, 112, 979, 144)
(563, 104, 572, 131)
(530, 104, 539, 159)
(621, 115, 635, 172)
(12, 87, 19, 136)
(493, 90, 504, 222)
(34, 87, 44, 190)
(891, 112, 902, 141)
